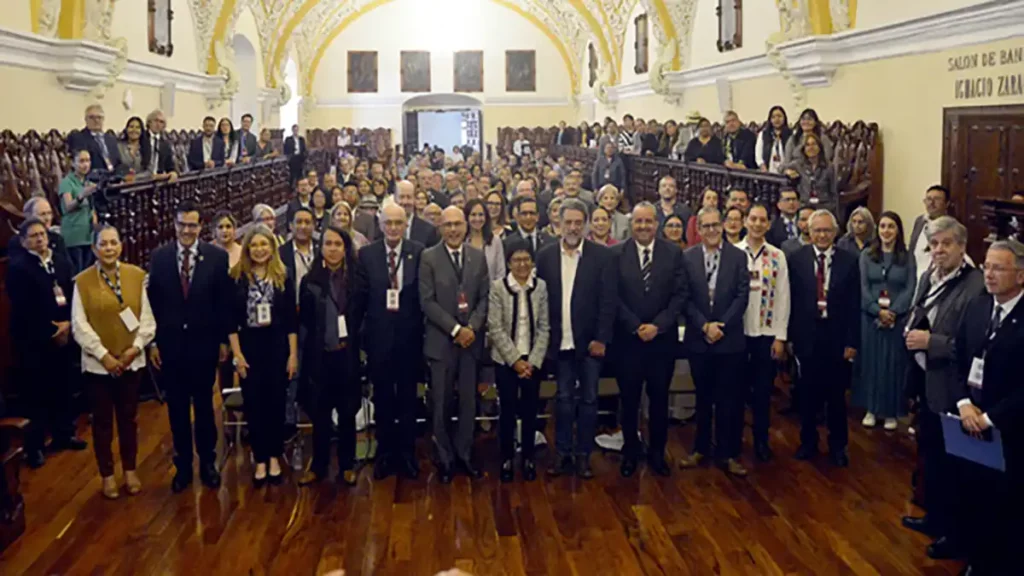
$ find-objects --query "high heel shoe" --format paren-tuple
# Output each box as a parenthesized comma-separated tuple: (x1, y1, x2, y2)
(253, 463, 268, 488)
(101, 475, 120, 499)
(268, 458, 284, 485)
(124, 470, 142, 495)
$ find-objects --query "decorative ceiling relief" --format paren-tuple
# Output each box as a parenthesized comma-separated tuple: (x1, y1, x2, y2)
(188, 0, 227, 74)
(83, 0, 129, 100)
(36, 0, 62, 37)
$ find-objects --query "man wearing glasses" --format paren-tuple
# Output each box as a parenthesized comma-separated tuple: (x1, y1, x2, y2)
(767, 187, 801, 248)
(69, 104, 122, 174)
(147, 200, 233, 493)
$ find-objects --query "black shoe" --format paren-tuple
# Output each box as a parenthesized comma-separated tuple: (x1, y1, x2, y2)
(457, 458, 483, 480)
(253, 472, 268, 488)
(25, 449, 45, 469)
(199, 464, 221, 489)
(373, 455, 393, 480)
(794, 444, 817, 461)
(648, 457, 671, 477)
(52, 437, 88, 451)
(522, 459, 537, 482)
(171, 471, 193, 493)
(437, 463, 453, 485)
(548, 455, 574, 477)
(576, 456, 594, 480)
(268, 470, 284, 486)
(901, 515, 939, 537)
(754, 441, 774, 463)
(829, 450, 849, 468)
(398, 455, 419, 480)
(926, 536, 964, 560)
(620, 457, 638, 478)
(500, 459, 515, 483)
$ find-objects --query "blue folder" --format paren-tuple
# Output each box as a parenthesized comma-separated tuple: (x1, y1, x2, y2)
(940, 413, 1006, 472)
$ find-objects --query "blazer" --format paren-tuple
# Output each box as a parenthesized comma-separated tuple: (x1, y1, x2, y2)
(906, 264, 985, 413)
(487, 276, 550, 369)
(552, 128, 575, 146)
(535, 239, 617, 359)
(908, 214, 928, 256)
(767, 213, 799, 250)
(722, 128, 757, 168)
(353, 239, 425, 361)
(409, 215, 441, 247)
(237, 130, 259, 160)
(6, 248, 74, 350)
(681, 243, 750, 355)
(419, 243, 490, 361)
(780, 236, 809, 258)
(69, 128, 122, 173)
(787, 244, 860, 360)
(146, 241, 232, 363)
(284, 135, 307, 167)
(784, 158, 839, 216)
(228, 275, 298, 347)
(279, 240, 318, 294)
(186, 136, 225, 171)
(613, 239, 688, 353)
(683, 136, 726, 165)
(472, 235, 506, 283)
(298, 269, 361, 398)
(354, 212, 382, 243)
(591, 154, 626, 193)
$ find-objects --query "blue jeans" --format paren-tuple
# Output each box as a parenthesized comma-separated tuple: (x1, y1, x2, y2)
(554, 352, 601, 458)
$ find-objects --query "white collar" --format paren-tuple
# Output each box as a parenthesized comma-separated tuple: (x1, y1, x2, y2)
(35, 249, 53, 267)
(701, 243, 721, 257)
(446, 243, 463, 256)
(506, 272, 535, 292)
(635, 239, 655, 260)
(177, 241, 197, 256)
(385, 240, 403, 255)
(561, 239, 583, 257)
(814, 245, 834, 259)
(994, 290, 1023, 318)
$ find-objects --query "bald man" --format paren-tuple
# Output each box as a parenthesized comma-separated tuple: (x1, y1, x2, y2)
(396, 180, 441, 247)
(419, 205, 490, 483)
(354, 203, 426, 480)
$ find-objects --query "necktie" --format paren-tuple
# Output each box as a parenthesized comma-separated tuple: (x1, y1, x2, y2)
(452, 250, 461, 272)
(180, 249, 192, 299)
(641, 247, 652, 292)
(987, 305, 1003, 340)
(94, 133, 110, 164)
(528, 232, 536, 252)
(786, 218, 796, 239)
(816, 253, 827, 303)
(151, 136, 159, 172)
(388, 249, 398, 289)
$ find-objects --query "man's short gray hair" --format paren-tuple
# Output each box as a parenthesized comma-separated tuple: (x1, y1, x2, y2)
(23, 196, 48, 216)
(989, 239, 1024, 270)
(146, 109, 164, 125)
(809, 209, 838, 230)
(925, 215, 967, 246)
(697, 206, 721, 223)
(560, 198, 590, 222)
(632, 201, 656, 217)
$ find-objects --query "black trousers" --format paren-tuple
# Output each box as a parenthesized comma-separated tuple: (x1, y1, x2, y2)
(798, 340, 849, 453)
(22, 343, 75, 452)
(746, 336, 776, 445)
(496, 364, 541, 461)
(369, 355, 420, 461)
(240, 330, 288, 465)
(689, 352, 744, 460)
(954, 448, 1020, 575)
(618, 342, 675, 461)
(312, 349, 359, 474)
(162, 353, 218, 473)
(917, 407, 958, 540)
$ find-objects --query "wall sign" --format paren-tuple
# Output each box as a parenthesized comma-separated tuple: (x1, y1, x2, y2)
(950, 46, 1023, 100)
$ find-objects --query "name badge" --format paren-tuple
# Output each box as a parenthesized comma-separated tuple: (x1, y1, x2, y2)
(386, 288, 400, 312)
(256, 302, 272, 326)
(54, 285, 67, 307)
(337, 315, 349, 339)
(878, 297, 891, 308)
(809, 196, 820, 205)
(817, 300, 828, 319)
(749, 271, 762, 291)
(677, 325, 686, 342)
(457, 291, 470, 314)
(968, 357, 985, 389)
(119, 307, 140, 332)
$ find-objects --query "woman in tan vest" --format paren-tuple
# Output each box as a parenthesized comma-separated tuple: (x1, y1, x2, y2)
(71, 225, 156, 499)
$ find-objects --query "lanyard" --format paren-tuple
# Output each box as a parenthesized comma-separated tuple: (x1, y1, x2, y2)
(98, 262, 124, 306)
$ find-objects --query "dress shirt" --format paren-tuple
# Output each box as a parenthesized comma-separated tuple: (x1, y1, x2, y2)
(956, 290, 1022, 427)
(36, 248, 55, 274)
(780, 215, 797, 240)
(293, 242, 314, 304)
(559, 240, 583, 350)
(519, 229, 540, 252)
(151, 134, 161, 173)
(176, 241, 198, 284)
(737, 239, 790, 340)
(92, 131, 111, 165)
(202, 137, 213, 163)
(71, 281, 157, 375)
(385, 240, 404, 291)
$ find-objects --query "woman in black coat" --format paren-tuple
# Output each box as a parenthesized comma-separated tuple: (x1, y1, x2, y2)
(683, 118, 726, 165)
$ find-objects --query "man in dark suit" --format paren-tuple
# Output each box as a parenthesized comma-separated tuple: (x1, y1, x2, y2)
(186, 116, 224, 172)
(536, 198, 617, 479)
(952, 239, 1024, 576)
(722, 110, 757, 169)
(766, 188, 801, 248)
(788, 209, 859, 467)
(145, 109, 177, 176)
(355, 203, 425, 481)
(283, 124, 307, 185)
(505, 196, 553, 254)
(279, 207, 317, 305)
(419, 206, 490, 484)
(68, 104, 122, 173)
(678, 206, 750, 476)
(552, 120, 574, 146)
(285, 177, 313, 225)
(237, 113, 259, 163)
(780, 205, 815, 257)
(147, 200, 232, 492)
(396, 180, 441, 247)
(900, 215, 985, 560)
(614, 203, 687, 478)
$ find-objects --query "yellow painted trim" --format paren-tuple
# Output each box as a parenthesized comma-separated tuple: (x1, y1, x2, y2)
(565, 0, 617, 84)
(849, 0, 858, 28)
(57, 0, 85, 39)
(593, 0, 620, 76)
(649, 0, 680, 70)
(267, 0, 321, 88)
(207, 0, 240, 74)
(304, 0, 581, 99)
(31, 0, 42, 34)
(807, 0, 833, 35)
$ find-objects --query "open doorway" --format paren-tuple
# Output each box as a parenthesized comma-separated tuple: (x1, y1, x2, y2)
(401, 94, 482, 159)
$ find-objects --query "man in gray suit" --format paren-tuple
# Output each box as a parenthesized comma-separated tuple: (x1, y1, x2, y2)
(237, 113, 260, 162)
(419, 205, 490, 484)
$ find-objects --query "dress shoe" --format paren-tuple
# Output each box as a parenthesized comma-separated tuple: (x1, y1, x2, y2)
(373, 455, 393, 480)
(754, 442, 774, 463)
(620, 457, 638, 478)
(794, 444, 818, 461)
(268, 458, 284, 485)
(500, 459, 515, 483)
(722, 458, 749, 477)
(522, 459, 537, 482)
(398, 455, 419, 480)
(901, 515, 938, 537)
(457, 458, 483, 480)
(199, 464, 221, 489)
(576, 456, 594, 480)
(927, 536, 964, 560)
(548, 456, 574, 477)
(829, 450, 850, 468)
(437, 463, 453, 484)
(298, 470, 326, 486)
(648, 457, 672, 477)
(677, 452, 705, 469)
(25, 449, 45, 469)
(171, 471, 193, 493)
(339, 469, 358, 486)
(52, 437, 88, 451)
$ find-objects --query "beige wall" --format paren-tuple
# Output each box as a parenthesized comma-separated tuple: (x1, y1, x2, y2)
(111, 0, 201, 74)
(854, 0, 992, 30)
(2, 0, 32, 32)
(689, 0, 779, 69)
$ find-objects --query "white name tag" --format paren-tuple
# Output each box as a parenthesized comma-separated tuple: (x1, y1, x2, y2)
(256, 302, 272, 326)
(968, 357, 985, 389)
(817, 300, 828, 319)
(119, 307, 140, 332)
(809, 196, 820, 205)
(337, 315, 348, 338)
(54, 285, 67, 307)
(878, 297, 891, 308)
(386, 288, 400, 312)
(750, 280, 762, 291)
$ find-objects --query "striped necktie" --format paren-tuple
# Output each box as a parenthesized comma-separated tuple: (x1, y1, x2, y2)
(641, 247, 652, 292)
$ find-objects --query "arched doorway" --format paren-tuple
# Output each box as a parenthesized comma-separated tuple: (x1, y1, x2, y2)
(230, 34, 259, 127)
(401, 94, 482, 159)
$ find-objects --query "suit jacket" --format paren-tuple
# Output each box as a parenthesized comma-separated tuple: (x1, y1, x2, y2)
(723, 128, 757, 168)
(908, 214, 928, 256)
(237, 130, 259, 160)
(681, 243, 749, 355)
(535, 239, 617, 359)
(780, 236, 808, 258)
(906, 264, 985, 413)
(552, 128, 575, 146)
(354, 239, 425, 361)
(284, 135, 307, 169)
(409, 216, 441, 247)
(487, 276, 550, 369)
(279, 240, 318, 294)
(787, 244, 860, 360)
(186, 136, 225, 171)
(614, 239, 687, 353)
(7, 248, 74, 350)
(419, 243, 490, 361)
(591, 154, 626, 193)
(146, 241, 232, 364)
(503, 228, 554, 255)
(151, 133, 176, 174)
(767, 214, 799, 250)
(69, 128, 122, 173)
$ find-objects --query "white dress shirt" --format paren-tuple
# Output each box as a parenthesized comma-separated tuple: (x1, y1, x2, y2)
(737, 239, 790, 340)
(956, 290, 1022, 427)
(559, 240, 583, 350)
(635, 239, 654, 266)
(71, 273, 157, 375)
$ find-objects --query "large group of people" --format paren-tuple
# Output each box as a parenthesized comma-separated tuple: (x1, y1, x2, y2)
(5, 105, 1023, 575)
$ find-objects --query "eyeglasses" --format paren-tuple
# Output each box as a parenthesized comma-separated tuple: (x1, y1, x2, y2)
(664, 223, 684, 230)
(699, 222, 722, 231)
(176, 222, 201, 230)
(982, 263, 1020, 273)
(810, 227, 834, 235)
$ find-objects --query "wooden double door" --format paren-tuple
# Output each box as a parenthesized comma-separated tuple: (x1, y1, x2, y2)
(942, 105, 1024, 262)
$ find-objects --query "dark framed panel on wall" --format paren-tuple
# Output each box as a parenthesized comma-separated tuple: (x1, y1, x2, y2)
(717, 0, 743, 52)
(348, 51, 379, 93)
(506, 50, 536, 92)
(588, 44, 598, 88)
(634, 14, 649, 74)
(401, 51, 431, 92)
(454, 51, 484, 92)
(148, 0, 174, 56)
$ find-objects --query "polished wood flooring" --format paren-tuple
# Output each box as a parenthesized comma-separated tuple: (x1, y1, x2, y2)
(1, 389, 963, 576)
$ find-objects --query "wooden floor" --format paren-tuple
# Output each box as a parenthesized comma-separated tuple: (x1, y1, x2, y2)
(1, 389, 963, 576)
